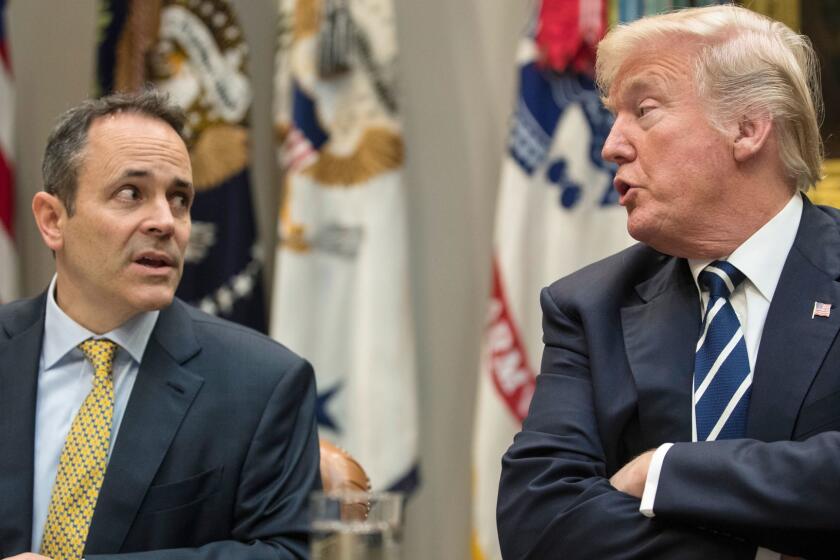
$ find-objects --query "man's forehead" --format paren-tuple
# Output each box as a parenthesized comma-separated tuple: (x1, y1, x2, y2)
(86, 112, 187, 152)
(80, 113, 192, 181)
(604, 47, 698, 109)
(89, 111, 181, 140)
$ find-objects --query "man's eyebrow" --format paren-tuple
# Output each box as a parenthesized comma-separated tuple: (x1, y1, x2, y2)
(615, 73, 668, 104)
(616, 77, 649, 101)
(119, 169, 150, 179)
(172, 178, 193, 191)
(602, 74, 662, 115)
(117, 169, 193, 190)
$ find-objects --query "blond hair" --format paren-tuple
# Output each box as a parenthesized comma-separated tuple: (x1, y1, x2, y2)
(596, 4, 823, 190)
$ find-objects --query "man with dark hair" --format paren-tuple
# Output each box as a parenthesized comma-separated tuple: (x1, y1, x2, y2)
(40, 92, 189, 215)
(499, 5, 840, 560)
(0, 91, 320, 560)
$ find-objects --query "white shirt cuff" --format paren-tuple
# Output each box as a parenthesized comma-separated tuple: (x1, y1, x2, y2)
(639, 442, 673, 518)
(636, 444, 780, 559)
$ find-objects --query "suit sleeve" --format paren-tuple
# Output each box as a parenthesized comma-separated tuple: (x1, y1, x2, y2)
(89, 358, 321, 560)
(654, 435, 840, 559)
(497, 288, 755, 560)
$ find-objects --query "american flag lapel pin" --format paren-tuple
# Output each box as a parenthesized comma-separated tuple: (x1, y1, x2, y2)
(812, 301, 832, 319)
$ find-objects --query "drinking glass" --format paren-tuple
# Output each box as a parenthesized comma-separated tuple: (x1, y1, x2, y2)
(310, 491, 404, 560)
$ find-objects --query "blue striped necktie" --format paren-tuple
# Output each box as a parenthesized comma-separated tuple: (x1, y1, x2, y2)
(693, 261, 752, 441)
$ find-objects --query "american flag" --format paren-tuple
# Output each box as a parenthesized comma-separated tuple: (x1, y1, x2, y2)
(813, 301, 832, 319)
(0, 0, 18, 304)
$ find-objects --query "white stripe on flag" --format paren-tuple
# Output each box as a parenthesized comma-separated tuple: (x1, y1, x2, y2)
(0, 62, 13, 160)
(0, 227, 18, 303)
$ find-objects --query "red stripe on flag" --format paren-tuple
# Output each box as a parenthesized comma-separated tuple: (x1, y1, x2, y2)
(0, 148, 13, 239)
(485, 257, 537, 422)
(0, 42, 10, 74)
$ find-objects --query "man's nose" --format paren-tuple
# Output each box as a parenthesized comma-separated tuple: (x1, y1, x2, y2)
(142, 197, 176, 236)
(601, 118, 635, 164)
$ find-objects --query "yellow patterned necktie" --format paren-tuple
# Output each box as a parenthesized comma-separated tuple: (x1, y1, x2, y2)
(40, 338, 118, 560)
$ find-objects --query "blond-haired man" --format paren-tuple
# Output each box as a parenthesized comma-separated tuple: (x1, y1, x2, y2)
(499, 6, 837, 559)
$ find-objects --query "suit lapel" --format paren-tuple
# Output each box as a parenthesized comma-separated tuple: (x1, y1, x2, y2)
(621, 257, 700, 447)
(85, 301, 203, 555)
(0, 295, 46, 554)
(748, 199, 840, 441)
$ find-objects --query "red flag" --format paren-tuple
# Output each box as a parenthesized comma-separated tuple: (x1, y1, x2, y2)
(536, 0, 607, 75)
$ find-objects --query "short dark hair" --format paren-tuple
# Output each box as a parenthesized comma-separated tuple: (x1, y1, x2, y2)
(42, 90, 188, 215)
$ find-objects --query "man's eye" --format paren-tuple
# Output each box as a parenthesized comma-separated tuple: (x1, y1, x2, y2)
(171, 192, 191, 209)
(638, 103, 657, 117)
(115, 186, 140, 200)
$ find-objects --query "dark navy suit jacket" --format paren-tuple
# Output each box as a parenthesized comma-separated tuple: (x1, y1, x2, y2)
(0, 296, 320, 559)
(498, 197, 840, 559)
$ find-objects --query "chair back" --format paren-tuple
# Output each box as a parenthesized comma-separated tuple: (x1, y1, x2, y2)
(319, 438, 371, 494)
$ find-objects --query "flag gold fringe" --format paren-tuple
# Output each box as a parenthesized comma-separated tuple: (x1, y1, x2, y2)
(304, 127, 404, 186)
(294, 0, 321, 39)
(471, 531, 489, 560)
(189, 124, 250, 190)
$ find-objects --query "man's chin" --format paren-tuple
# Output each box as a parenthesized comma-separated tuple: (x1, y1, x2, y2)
(130, 287, 177, 312)
(626, 217, 676, 255)
(625, 214, 653, 245)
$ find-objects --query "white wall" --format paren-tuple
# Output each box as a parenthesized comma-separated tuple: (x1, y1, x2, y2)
(7, 1, 530, 557)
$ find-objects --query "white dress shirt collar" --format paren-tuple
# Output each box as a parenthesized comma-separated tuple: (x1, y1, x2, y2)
(687, 192, 803, 302)
(43, 275, 160, 368)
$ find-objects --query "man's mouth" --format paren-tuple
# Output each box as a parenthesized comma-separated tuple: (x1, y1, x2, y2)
(134, 252, 176, 269)
(613, 177, 633, 196)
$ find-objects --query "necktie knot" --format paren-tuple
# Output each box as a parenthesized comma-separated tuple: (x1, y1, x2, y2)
(699, 261, 746, 300)
(78, 338, 117, 381)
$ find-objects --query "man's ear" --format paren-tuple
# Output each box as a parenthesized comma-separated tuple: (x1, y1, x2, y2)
(733, 113, 773, 162)
(32, 191, 67, 252)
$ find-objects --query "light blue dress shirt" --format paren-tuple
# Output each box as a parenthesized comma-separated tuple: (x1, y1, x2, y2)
(31, 276, 159, 552)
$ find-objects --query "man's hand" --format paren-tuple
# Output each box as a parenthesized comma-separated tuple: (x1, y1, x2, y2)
(610, 449, 655, 498)
(2, 554, 52, 560)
